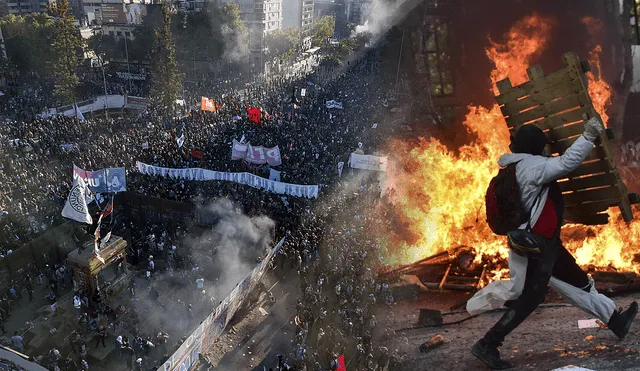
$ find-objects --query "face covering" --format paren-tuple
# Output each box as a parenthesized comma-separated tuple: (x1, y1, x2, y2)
(510, 124, 548, 155)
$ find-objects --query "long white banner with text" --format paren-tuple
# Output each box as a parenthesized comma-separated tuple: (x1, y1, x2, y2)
(136, 162, 318, 198)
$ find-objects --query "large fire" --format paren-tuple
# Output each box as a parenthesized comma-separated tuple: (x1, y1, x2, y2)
(385, 14, 639, 274)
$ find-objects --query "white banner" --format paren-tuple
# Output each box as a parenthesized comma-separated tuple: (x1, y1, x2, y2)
(137, 162, 318, 198)
(326, 100, 343, 109)
(62, 176, 93, 224)
(348, 153, 388, 172)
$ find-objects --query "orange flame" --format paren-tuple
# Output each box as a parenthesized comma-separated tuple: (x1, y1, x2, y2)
(386, 14, 638, 274)
(586, 45, 612, 127)
(486, 15, 553, 93)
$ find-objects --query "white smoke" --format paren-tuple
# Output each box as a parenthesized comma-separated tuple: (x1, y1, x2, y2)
(221, 24, 249, 62)
(353, 0, 412, 38)
(186, 198, 275, 298)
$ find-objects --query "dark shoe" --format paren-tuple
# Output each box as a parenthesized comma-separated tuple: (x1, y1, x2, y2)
(608, 301, 638, 340)
(471, 339, 513, 370)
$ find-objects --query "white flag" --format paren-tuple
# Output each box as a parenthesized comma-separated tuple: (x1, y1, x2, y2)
(101, 231, 112, 246)
(176, 133, 185, 148)
(75, 104, 85, 122)
(62, 176, 93, 224)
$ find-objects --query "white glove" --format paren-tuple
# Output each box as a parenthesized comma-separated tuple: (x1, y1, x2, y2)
(583, 117, 604, 142)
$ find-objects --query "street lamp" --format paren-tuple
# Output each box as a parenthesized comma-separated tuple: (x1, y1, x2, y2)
(98, 53, 109, 119)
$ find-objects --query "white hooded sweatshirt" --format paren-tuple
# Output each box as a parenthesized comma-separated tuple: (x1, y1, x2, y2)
(467, 135, 616, 322)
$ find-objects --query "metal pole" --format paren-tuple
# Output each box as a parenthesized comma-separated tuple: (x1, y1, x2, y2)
(101, 55, 109, 120)
(395, 28, 404, 98)
(633, 0, 640, 45)
(124, 36, 132, 94)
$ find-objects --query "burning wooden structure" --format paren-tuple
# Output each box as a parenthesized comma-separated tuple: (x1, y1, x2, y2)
(381, 246, 491, 291)
(494, 52, 639, 225)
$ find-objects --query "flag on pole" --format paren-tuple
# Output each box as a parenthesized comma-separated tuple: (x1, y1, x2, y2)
(201, 96, 216, 112)
(336, 354, 346, 371)
(176, 132, 185, 148)
(93, 214, 106, 265)
(75, 104, 85, 121)
(62, 176, 93, 224)
(102, 197, 114, 218)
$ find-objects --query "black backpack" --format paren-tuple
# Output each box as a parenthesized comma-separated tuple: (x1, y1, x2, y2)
(485, 163, 529, 235)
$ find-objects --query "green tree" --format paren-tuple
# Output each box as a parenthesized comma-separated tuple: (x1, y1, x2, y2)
(265, 27, 300, 62)
(322, 38, 355, 66)
(0, 13, 55, 76)
(149, 4, 182, 116)
(311, 16, 335, 47)
(49, 0, 84, 104)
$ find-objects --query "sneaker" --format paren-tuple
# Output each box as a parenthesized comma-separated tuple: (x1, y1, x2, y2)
(471, 339, 514, 370)
(608, 301, 638, 340)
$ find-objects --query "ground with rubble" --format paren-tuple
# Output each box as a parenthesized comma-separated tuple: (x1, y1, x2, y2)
(381, 291, 640, 371)
(200, 271, 640, 371)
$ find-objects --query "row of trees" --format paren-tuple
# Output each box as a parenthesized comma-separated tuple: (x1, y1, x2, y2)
(0, 6, 336, 115)
(87, 3, 246, 64)
(0, 0, 83, 103)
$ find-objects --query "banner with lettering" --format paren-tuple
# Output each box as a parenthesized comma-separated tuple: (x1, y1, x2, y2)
(231, 140, 282, 166)
(348, 153, 388, 172)
(73, 165, 127, 193)
(201, 96, 216, 112)
(137, 162, 318, 198)
(326, 100, 343, 109)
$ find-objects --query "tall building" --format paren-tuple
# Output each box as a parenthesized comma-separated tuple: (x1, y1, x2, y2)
(219, 0, 283, 71)
(283, 0, 314, 35)
(82, 0, 150, 26)
(2, 0, 55, 15)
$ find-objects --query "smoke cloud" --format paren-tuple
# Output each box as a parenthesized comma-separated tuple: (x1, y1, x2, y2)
(186, 198, 275, 298)
(123, 198, 274, 352)
(354, 0, 412, 38)
(221, 24, 249, 62)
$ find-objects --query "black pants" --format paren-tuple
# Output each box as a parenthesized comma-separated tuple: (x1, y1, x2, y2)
(483, 241, 589, 346)
(95, 336, 106, 348)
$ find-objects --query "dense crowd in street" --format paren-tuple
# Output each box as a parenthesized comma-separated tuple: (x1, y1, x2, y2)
(0, 44, 408, 370)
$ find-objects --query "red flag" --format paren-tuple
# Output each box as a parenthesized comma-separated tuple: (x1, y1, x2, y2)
(247, 107, 261, 123)
(336, 354, 346, 371)
(101, 197, 114, 218)
(191, 149, 204, 159)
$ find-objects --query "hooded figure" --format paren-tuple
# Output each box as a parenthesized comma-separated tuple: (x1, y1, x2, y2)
(468, 119, 638, 370)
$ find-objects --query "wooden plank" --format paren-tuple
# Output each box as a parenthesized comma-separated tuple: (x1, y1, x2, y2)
(505, 92, 589, 127)
(564, 199, 617, 215)
(526, 65, 545, 80)
(507, 106, 588, 130)
(546, 121, 586, 141)
(557, 173, 618, 193)
(565, 160, 610, 178)
(496, 78, 513, 95)
(500, 78, 583, 117)
(564, 212, 610, 225)
(495, 66, 575, 105)
(563, 186, 621, 206)
(549, 136, 599, 154)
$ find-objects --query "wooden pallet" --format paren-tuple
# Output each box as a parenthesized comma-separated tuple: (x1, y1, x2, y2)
(494, 52, 638, 225)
